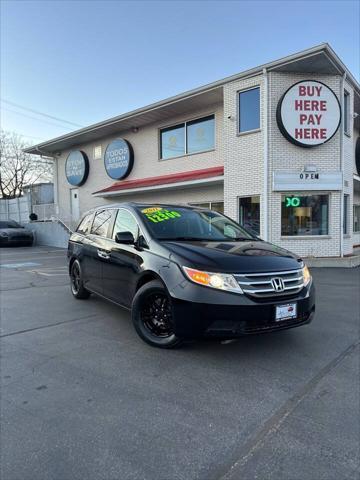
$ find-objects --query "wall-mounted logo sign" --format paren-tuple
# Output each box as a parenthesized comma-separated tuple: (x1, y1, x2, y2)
(276, 80, 341, 148)
(104, 138, 134, 180)
(65, 150, 89, 186)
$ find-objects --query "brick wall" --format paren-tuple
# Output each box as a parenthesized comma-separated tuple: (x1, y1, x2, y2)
(223, 74, 264, 227)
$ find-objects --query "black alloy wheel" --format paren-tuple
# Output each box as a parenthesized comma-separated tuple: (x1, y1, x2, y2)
(70, 260, 90, 299)
(131, 280, 182, 348)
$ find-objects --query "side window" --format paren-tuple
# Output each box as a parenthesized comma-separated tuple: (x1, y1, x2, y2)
(76, 213, 93, 235)
(112, 209, 139, 239)
(90, 210, 112, 237)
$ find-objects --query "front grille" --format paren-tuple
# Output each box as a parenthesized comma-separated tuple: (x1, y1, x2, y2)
(234, 268, 304, 299)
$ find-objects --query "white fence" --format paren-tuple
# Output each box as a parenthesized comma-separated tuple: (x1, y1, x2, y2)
(0, 195, 31, 224)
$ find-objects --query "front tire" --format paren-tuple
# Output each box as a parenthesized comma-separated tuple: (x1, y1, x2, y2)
(131, 280, 183, 349)
(70, 259, 91, 299)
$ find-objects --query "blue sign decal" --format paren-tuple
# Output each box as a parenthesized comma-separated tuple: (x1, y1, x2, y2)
(65, 151, 89, 186)
(104, 139, 134, 180)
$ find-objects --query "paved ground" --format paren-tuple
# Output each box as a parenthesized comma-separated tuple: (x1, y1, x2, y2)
(0, 246, 359, 480)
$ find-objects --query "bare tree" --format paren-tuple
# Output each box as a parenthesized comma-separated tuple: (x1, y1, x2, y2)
(0, 130, 53, 198)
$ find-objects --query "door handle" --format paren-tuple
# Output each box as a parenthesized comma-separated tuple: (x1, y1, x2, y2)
(97, 249, 110, 260)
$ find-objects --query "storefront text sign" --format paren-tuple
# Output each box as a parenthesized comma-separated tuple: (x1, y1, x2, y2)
(65, 151, 89, 186)
(104, 139, 134, 180)
(276, 80, 341, 147)
(273, 171, 343, 191)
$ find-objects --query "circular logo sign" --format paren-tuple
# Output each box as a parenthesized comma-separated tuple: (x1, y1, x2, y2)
(104, 139, 134, 180)
(276, 80, 341, 148)
(65, 151, 89, 186)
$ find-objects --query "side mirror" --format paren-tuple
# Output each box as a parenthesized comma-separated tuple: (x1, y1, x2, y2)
(115, 231, 135, 245)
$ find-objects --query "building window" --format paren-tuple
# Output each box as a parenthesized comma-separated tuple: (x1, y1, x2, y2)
(190, 201, 224, 214)
(343, 194, 349, 234)
(239, 196, 260, 235)
(160, 123, 185, 159)
(354, 205, 360, 233)
(160, 115, 215, 159)
(281, 195, 329, 236)
(186, 115, 215, 154)
(238, 87, 260, 133)
(344, 90, 350, 135)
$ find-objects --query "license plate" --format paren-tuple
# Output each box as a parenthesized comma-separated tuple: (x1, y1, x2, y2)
(275, 303, 297, 322)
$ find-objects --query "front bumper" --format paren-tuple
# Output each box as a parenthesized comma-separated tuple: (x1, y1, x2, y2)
(0, 236, 33, 246)
(169, 279, 315, 339)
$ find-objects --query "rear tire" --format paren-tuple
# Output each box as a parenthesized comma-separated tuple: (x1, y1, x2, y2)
(70, 259, 91, 299)
(131, 280, 183, 349)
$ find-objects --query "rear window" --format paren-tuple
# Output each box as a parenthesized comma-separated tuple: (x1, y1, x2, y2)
(76, 214, 93, 235)
(90, 210, 113, 237)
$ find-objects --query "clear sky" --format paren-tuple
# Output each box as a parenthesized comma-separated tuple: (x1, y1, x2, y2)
(1, 0, 359, 144)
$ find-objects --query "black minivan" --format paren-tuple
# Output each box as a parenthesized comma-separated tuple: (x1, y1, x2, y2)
(68, 203, 315, 348)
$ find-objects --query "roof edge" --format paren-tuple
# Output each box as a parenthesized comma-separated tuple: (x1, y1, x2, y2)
(25, 43, 359, 155)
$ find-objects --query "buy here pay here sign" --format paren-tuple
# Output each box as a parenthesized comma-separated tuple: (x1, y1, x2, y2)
(277, 80, 341, 147)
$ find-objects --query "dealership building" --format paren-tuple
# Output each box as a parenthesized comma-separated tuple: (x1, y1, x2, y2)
(26, 44, 360, 258)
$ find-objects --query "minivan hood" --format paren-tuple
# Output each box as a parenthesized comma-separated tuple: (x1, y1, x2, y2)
(163, 239, 302, 273)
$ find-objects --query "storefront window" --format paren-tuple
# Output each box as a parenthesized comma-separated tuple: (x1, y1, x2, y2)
(160, 115, 215, 159)
(239, 196, 260, 235)
(281, 195, 329, 236)
(238, 87, 260, 133)
(353, 205, 360, 232)
(187, 115, 215, 154)
(190, 201, 224, 214)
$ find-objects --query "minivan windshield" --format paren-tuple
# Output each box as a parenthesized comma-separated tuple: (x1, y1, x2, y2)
(137, 206, 257, 242)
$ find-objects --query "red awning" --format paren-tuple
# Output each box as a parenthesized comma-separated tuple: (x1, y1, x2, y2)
(93, 166, 224, 196)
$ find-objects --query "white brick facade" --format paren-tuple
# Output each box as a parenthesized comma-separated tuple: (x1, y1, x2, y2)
(40, 46, 359, 258)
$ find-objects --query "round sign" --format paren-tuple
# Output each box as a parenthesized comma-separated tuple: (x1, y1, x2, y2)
(104, 138, 134, 180)
(276, 80, 341, 148)
(65, 150, 89, 186)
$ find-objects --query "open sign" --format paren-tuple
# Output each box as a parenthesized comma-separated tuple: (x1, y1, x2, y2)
(277, 80, 341, 148)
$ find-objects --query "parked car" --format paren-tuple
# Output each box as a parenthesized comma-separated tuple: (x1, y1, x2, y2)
(67, 203, 315, 348)
(0, 220, 34, 246)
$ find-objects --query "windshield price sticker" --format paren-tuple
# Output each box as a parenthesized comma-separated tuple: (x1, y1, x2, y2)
(142, 208, 182, 223)
(141, 207, 162, 214)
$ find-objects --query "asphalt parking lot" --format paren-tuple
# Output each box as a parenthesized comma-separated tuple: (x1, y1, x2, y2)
(0, 246, 359, 480)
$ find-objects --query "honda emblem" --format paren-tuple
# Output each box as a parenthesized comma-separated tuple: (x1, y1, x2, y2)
(271, 277, 285, 292)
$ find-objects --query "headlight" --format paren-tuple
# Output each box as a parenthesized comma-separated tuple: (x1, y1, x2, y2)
(0, 232, 8, 238)
(302, 265, 312, 287)
(182, 266, 243, 294)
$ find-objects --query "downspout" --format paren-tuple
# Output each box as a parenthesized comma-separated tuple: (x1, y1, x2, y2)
(263, 68, 269, 241)
(340, 73, 346, 257)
